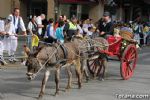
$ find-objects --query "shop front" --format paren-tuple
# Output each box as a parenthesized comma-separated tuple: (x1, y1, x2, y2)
(58, 0, 104, 22)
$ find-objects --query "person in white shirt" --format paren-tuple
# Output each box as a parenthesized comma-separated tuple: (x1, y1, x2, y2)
(77, 20, 83, 34)
(0, 19, 6, 65)
(36, 14, 45, 37)
(9, 8, 26, 35)
(8, 8, 27, 62)
(27, 16, 38, 35)
(0, 17, 15, 65)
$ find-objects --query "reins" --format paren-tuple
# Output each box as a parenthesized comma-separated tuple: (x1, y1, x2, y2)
(32, 44, 61, 77)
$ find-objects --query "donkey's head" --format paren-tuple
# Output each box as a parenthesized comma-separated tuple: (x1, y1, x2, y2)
(25, 46, 44, 80)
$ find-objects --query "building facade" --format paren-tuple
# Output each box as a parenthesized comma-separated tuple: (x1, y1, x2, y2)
(57, 0, 104, 22)
(0, 0, 149, 24)
(106, 0, 150, 22)
(0, 0, 20, 18)
(0, 0, 105, 23)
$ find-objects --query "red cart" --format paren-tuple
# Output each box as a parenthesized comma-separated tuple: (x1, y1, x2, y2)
(87, 36, 138, 80)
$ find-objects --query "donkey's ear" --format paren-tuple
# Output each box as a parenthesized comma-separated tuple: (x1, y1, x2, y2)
(32, 46, 44, 57)
(23, 45, 31, 56)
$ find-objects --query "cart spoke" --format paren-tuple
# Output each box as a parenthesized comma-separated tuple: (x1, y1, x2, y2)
(128, 64, 133, 72)
(129, 54, 136, 60)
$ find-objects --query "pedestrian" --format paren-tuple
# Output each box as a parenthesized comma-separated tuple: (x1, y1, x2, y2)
(0, 16, 15, 65)
(63, 17, 78, 41)
(8, 8, 27, 62)
(87, 18, 94, 28)
(77, 20, 83, 34)
(36, 14, 45, 38)
(133, 21, 143, 47)
(0, 19, 7, 65)
(27, 15, 38, 47)
(97, 11, 114, 38)
(54, 15, 67, 31)
(55, 21, 65, 43)
(44, 18, 56, 43)
(82, 19, 89, 34)
(143, 23, 149, 45)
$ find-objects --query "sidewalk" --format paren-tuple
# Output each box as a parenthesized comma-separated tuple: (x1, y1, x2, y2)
(0, 61, 24, 69)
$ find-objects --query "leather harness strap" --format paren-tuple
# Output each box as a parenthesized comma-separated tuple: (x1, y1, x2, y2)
(59, 44, 68, 59)
(49, 43, 67, 66)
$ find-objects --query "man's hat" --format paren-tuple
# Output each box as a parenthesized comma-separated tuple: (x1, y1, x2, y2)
(103, 11, 110, 17)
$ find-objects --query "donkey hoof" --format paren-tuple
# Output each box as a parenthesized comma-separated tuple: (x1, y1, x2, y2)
(54, 92, 59, 96)
(65, 86, 71, 90)
(86, 77, 90, 83)
(78, 85, 82, 89)
(99, 77, 105, 81)
(93, 76, 97, 80)
(37, 95, 43, 100)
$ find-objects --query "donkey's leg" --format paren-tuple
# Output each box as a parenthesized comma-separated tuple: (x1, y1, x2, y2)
(55, 67, 60, 96)
(75, 58, 82, 89)
(66, 64, 72, 90)
(99, 58, 107, 81)
(39, 70, 50, 98)
(82, 59, 89, 82)
(93, 59, 101, 79)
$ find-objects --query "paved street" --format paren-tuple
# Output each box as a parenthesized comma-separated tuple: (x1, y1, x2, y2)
(0, 47, 150, 100)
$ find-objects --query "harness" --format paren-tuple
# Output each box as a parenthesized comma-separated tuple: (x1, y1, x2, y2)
(49, 43, 68, 66)
(60, 44, 68, 59)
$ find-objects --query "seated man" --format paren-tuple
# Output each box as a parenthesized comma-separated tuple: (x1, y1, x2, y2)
(97, 12, 114, 39)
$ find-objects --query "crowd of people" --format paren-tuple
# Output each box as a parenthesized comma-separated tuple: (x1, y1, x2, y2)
(1, 8, 150, 66)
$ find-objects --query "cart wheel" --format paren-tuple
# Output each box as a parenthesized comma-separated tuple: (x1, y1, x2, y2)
(87, 58, 101, 76)
(87, 57, 107, 77)
(120, 44, 137, 80)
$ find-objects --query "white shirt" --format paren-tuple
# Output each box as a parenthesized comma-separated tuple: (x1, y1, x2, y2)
(82, 24, 89, 33)
(0, 20, 5, 32)
(9, 14, 26, 32)
(36, 16, 42, 35)
(5, 23, 16, 35)
(27, 21, 37, 32)
(27, 21, 33, 31)
(0, 20, 15, 35)
(44, 24, 55, 38)
(87, 31, 93, 36)
(77, 24, 83, 34)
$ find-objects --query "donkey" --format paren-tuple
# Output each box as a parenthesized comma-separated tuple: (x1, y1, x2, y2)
(25, 42, 82, 98)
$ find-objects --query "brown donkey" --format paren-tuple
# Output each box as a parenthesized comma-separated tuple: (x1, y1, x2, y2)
(25, 42, 82, 99)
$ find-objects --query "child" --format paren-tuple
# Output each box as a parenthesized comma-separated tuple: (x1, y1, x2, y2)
(55, 21, 65, 43)
(76, 29, 83, 39)
(87, 27, 94, 38)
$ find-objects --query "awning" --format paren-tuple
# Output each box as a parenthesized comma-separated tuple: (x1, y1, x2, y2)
(59, 0, 99, 4)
